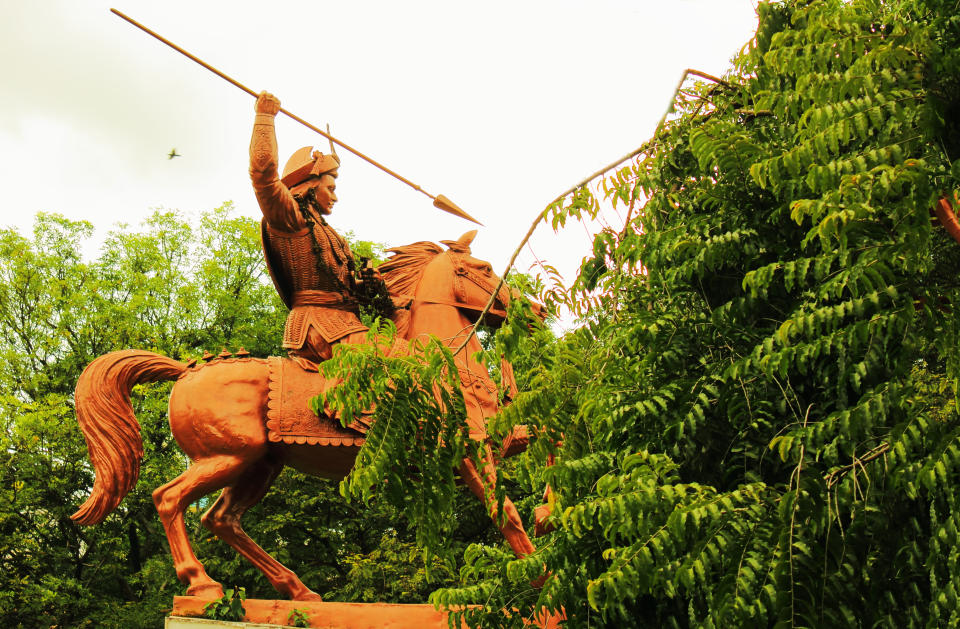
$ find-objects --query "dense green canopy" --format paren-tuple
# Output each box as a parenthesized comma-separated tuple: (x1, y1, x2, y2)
(417, 0, 960, 626)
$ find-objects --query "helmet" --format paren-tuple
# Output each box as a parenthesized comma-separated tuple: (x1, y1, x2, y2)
(281, 147, 340, 188)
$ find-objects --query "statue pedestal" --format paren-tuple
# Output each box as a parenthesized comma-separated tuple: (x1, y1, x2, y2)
(170, 596, 451, 628)
(169, 596, 562, 628)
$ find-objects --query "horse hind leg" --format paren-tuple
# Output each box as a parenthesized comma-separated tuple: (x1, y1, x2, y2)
(152, 455, 250, 598)
(200, 457, 322, 602)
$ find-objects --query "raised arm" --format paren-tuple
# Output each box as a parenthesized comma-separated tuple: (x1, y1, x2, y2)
(249, 92, 305, 232)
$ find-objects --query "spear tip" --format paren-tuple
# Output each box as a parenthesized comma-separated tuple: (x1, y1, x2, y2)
(433, 194, 483, 226)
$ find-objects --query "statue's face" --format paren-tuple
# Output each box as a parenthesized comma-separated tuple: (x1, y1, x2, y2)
(313, 174, 338, 214)
(293, 174, 338, 215)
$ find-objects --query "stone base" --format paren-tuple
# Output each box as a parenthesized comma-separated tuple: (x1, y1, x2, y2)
(170, 596, 562, 628)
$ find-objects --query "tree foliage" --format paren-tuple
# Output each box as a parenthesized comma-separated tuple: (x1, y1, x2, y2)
(415, 0, 960, 626)
(0, 206, 285, 627)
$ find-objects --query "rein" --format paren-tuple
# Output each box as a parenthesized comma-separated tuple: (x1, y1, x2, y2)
(409, 296, 508, 319)
(402, 253, 509, 318)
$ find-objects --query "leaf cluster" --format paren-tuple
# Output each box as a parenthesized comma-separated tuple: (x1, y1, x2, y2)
(203, 586, 246, 622)
(316, 321, 471, 558)
(424, 0, 960, 626)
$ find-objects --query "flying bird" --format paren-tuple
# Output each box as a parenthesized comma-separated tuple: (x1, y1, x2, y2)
(168, 148, 181, 159)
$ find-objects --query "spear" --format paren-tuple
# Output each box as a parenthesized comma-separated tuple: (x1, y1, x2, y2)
(110, 8, 482, 226)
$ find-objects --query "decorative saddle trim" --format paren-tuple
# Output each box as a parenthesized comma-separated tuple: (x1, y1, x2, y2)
(265, 356, 366, 446)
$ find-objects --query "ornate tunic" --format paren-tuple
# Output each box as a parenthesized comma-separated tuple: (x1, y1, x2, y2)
(250, 114, 367, 350)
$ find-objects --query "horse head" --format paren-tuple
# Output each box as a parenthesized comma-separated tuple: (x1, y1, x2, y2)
(429, 230, 514, 326)
(380, 232, 546, 347)
(381, 231, 514, 333)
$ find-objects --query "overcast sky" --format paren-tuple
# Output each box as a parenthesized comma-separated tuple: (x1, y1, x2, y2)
(1, 0, 758, 297)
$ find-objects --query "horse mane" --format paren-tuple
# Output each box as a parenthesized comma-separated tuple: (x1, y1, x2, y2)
(379, 241, 443, 338)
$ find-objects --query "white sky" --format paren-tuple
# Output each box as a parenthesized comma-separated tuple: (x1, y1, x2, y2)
(1, 0, 758, 299)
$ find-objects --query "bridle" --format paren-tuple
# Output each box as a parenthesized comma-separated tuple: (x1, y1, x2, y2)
(406, 252, 510, 320)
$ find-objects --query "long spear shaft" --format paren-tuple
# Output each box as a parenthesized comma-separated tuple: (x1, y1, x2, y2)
(110, 8, 481, 225)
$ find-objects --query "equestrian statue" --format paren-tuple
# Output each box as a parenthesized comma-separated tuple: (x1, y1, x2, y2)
(69, 92, 546, 601)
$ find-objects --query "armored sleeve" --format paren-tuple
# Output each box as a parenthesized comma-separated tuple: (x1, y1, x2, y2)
(249, 113, 306, 233)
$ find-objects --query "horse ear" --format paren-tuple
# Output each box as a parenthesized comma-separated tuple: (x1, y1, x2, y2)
(458, 230, 477, 247)
(441, 229, 478, 253)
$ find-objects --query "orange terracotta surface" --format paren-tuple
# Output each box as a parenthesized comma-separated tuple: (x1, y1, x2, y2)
(172, 596, 454, 628)
(934, 196, 960, 246)
(171, 596, 563, 628)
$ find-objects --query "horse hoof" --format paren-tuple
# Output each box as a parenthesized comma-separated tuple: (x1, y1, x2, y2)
(293, 590, 323, 602)
(187, 582, 224, 599)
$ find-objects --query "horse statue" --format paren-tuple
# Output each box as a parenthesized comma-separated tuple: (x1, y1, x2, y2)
(70, 230, 541, 601)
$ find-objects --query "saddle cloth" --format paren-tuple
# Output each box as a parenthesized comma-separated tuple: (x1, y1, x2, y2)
(265, 357, 368, 446)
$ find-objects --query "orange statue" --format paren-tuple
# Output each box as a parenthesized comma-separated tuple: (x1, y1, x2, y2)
(71, 232, 541, 600)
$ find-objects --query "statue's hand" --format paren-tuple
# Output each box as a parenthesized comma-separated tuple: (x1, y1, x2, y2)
(355, 260, 383, 288)
(255, 91, 281, 116)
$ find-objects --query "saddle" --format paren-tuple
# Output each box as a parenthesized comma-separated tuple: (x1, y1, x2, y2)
(265, 357, 370, 446)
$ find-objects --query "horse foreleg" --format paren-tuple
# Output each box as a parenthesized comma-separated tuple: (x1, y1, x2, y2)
(152, 455, 249, 598)
(200, 457, 322, 602)
(459, 445, 535, 558)
(535, 453, 557, 537)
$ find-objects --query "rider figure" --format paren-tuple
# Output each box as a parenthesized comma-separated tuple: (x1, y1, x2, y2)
(250, 91, 376, 370)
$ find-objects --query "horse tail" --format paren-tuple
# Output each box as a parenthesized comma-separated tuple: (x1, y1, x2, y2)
(71, 349, 187, 525)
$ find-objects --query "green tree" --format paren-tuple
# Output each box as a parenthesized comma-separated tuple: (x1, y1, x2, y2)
(0, 206, 288, 627)
(329, 0, 960, 626)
